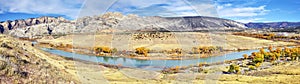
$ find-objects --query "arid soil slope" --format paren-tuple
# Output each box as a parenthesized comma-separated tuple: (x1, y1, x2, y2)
(0, 35, 78, 83)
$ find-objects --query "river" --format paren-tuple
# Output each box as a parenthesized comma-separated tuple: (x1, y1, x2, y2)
(40, 48, 262, 70)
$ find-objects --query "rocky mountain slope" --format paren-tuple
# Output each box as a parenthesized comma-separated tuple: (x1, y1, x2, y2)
(1, 12, 247, 38)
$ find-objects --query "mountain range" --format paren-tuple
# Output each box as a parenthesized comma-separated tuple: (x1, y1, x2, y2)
(0, 12, 299, 38)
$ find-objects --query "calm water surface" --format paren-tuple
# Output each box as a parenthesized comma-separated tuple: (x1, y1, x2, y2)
(41, 48, 260, 70)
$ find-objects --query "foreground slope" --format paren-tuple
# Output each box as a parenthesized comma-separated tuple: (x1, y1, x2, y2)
(0, 35, 78, 83)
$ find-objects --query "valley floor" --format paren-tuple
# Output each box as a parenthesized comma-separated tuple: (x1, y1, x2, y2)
(37, 32, 295, 60)
(0, 34, 300, 84)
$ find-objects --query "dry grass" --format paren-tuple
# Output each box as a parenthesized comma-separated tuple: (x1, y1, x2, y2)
(38, 32, 295, 52)
(0, 35, 78, 83)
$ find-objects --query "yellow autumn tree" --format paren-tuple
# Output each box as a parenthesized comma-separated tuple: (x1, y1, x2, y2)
(135, 47, 149, 57)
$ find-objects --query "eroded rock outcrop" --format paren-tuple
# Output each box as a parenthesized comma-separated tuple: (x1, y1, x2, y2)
(0, 16, 67, 34)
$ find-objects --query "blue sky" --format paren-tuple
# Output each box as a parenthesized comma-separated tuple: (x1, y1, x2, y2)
(0, 0, 299, 23)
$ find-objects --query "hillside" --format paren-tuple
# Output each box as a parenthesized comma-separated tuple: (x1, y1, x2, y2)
(0, 35, 78, 83)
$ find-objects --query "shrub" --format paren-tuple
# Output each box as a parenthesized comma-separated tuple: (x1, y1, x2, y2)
(166, 48, 183, 57)
(0, 60, 7, 70)
(135, 47, 149, 57)
(253, 53, 264, 63)
(255, 63, 261, 67)
(198, 62, 207, 67)
(192, 46, 222, 54)
(248, 65, 256, 70)
(228, 64, 240, 73)
(243, 54, 248, 59)
(65, 44, 73, 48)
(112, 48, 118, 53)
(94, 46, 113, 53)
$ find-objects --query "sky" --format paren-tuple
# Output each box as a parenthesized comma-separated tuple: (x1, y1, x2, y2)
(0, 0, 299, 23)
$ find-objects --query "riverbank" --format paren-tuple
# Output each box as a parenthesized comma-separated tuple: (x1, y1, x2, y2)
(36, 32, 296, 60)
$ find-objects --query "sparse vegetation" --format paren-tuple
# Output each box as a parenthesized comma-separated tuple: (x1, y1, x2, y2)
(191, 46, 223, 54)
(132, 32, 174, 40)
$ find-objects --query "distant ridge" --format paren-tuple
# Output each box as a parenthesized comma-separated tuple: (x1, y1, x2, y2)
(245, 22, 300, 28)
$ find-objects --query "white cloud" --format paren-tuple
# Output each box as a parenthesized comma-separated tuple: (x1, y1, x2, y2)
(215, 3, 270, 23)
(0, 0, 84, 19)
(217, 5, 269, 17)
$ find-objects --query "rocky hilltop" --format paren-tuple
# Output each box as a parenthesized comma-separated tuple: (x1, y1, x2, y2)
(1, 12, 247, 38)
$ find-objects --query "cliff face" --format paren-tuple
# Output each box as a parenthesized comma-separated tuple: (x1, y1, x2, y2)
(0, 17, 67, 34)
(1, 12, 247, 38)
